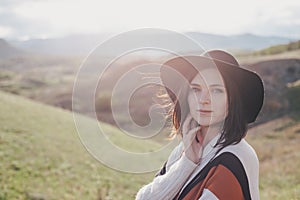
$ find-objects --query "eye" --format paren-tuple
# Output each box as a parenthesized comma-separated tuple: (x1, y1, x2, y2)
(191, 87, 201, 92)
(211, 88, 224, 93)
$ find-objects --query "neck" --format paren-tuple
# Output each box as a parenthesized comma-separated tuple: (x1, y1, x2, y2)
(199, 123, 222, 147)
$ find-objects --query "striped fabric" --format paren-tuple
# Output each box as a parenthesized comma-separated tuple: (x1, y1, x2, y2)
(135, 134, 260, 200)
(175, 152, 251, 200)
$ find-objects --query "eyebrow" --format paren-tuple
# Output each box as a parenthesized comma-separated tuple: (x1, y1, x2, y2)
(190, 83, 225, 88)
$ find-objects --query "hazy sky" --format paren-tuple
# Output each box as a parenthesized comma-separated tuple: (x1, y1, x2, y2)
(0, 0, 300, 40)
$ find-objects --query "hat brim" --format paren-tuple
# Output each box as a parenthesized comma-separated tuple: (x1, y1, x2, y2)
(160, 55, 264, 123)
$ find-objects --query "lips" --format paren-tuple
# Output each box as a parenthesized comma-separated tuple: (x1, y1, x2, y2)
(198, 109, 212, 113)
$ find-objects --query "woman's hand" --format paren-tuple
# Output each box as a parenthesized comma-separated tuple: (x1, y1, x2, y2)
(182, 113, 204, 164)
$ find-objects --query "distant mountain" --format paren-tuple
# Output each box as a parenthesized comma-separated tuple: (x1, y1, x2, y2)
(10, 33, 111, 56)
(186, 32, 293, 51)
(0, 39, 25, 59)
(9, 32, 294, 56)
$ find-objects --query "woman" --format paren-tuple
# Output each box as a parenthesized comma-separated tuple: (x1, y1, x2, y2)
(135, 50, 264, 200)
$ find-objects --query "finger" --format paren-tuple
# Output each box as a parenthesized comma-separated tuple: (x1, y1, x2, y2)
(182, 114, 193, 134)
(198, 147, 203, 157)
(183, 113, 192, 128)
(190, 118, 199, 129)
(183, 127, 201, 147)
(188, 126, 201, 135)
(182, 126, 198, 140)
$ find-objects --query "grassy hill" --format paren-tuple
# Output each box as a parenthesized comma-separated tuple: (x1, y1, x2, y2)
(1, 91, 300, 199)
(0, 91, 167, 200)
(236, 40, 300, 64)
(247, 116, 300, 199)
(253, 40, 300, 56)
(237, 49, 300, 64)
(0, 72, 300, 200)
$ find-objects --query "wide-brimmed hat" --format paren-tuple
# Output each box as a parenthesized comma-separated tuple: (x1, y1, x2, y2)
(160, 49, 264, 124)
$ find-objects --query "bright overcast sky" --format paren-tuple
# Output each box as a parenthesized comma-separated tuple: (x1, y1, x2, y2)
(0, 0, 299, 40)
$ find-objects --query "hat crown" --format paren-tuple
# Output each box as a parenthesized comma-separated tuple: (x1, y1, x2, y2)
(202, 50, 239, 67)
(160, 50, 265, 124)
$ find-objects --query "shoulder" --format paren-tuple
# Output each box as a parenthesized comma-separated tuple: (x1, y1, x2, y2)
(213, 139, 259, 200)
(178, 150, 254, 200)
(217, 139, 259, 171)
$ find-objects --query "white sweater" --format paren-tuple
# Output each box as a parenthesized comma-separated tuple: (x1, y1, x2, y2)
(135, 134, 260, 200)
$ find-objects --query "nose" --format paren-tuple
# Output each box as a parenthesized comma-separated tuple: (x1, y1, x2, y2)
(199, 91, 211, 105)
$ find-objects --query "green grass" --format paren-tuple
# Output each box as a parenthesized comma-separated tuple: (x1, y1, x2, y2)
(253, 40, 300, 56)
(1, 90, 300, 199)
(236, 50, 300, 65)
(0, 91, 165, 200)
(247, 117, 300, 200)
(287, 85, 300, 115)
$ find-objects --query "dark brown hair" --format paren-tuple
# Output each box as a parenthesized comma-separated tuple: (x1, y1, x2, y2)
(158, 69, 248, 150)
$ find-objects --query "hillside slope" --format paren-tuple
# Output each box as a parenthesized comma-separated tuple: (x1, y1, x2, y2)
(0, 39, 25, 59)
(0, 90, 299, 199)
(237, 49, 300, 64)
(253, 40, 300, 55)
(247, 116, 300, 199)
(0, 91, 164, 199)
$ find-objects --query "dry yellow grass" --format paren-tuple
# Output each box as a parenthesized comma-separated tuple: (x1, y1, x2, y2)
(237, 49, 300, 65)
(247, 116, 300, 199)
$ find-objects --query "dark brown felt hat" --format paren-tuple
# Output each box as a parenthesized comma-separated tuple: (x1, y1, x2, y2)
(160, 49, 265, 124)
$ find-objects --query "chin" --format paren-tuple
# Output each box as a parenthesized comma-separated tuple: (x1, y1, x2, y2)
(193, 116, 223, 127)
(198, 120, 212, 127)
(193, 117, 211, 127)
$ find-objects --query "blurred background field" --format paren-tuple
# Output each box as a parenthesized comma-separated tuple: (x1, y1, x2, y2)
(1, 1, 300, 197)
(0, 35, 299, 199)
(0, 90, 159, 200)
(0, 87, 300, 200)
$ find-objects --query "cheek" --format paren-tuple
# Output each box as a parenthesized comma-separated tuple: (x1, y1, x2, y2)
(212, 96, 227, 113)
(187, 94, 197, 108)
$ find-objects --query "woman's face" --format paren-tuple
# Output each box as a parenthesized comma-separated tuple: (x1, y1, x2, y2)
(187, 68, 228, 127)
